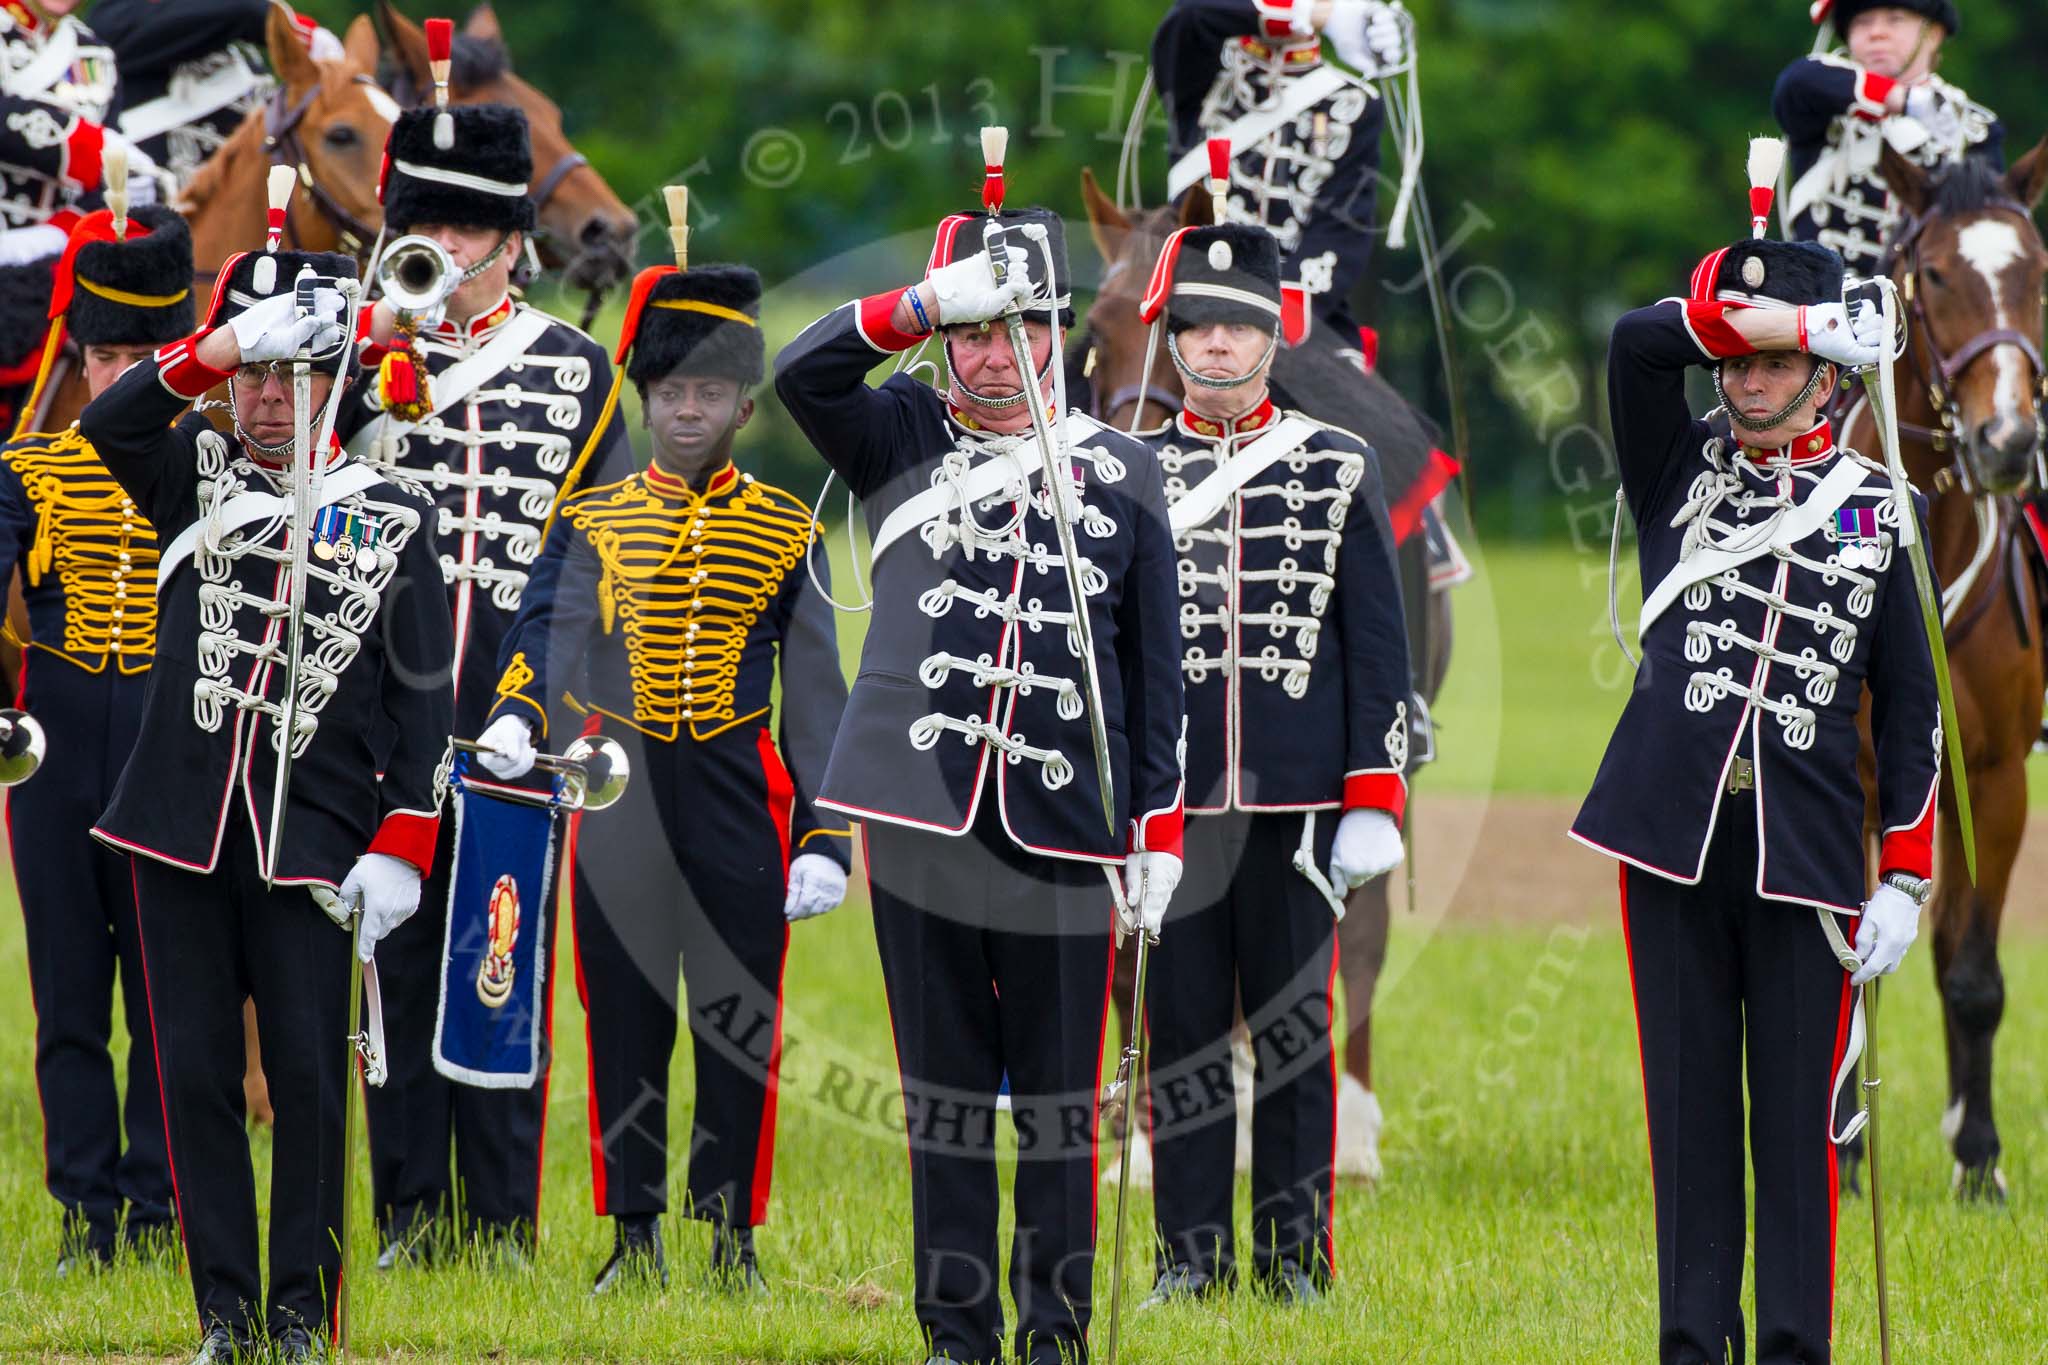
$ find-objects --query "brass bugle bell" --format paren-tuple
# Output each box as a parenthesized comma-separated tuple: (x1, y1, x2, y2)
(374, 234, 460, 318)
(0, 708, 47, 786)
(451, 734, 631, 812)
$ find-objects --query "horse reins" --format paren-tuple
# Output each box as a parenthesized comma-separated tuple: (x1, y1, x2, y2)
(263, 78, 383, 260)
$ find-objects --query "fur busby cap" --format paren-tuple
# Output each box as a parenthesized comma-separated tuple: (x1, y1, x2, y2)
(929, 208, 1072, 316)
(1816, 0, 1958, 38)
(0, 256, 55, 376)
(379, 103, 536, 235)
(1143, 224, 1283, 332)
(621, 264, 765, 389)
(203, 249, 360, 329)
(62, 205, 195, 346)
(1701, 239, 1846, 311)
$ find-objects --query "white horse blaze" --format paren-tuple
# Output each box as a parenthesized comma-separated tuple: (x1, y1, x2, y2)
(1953, 219, 2032, 428)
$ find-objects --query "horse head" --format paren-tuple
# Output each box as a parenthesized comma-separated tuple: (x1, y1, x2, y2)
(1878, 135, 2048, 496)
(376, 1, 637, 295)
(1077, 168, 1212, 432)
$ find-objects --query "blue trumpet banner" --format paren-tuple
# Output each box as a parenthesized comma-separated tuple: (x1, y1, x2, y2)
(432, 756, 562, 1089)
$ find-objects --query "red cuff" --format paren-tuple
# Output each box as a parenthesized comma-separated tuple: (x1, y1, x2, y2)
(154, 333, 237, 400)
(1256, 0, 1307, 37)
(1854, 69, 1897, 121)
(1877, 787, 1936, 882)
(854, 290, 926, 354)
(1128, 802, 1185, 860)
(368, 809, 439, 875)
(1683, 301, 1756, 360)
(1343, 771, 1409, 828)
(62, 119, 105, 191)
(1387, 447, 1462, 545)
(353, 306, 390, 366)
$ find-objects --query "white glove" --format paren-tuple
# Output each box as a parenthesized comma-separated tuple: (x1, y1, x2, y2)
(1852, 882, 1921, 986)
(927, 245, 1034, 327)
(1119, 850, 1183, 939)
(783, 852, 848, 923)
(1328, 809, 1404, 889)
(1325, 1, 1408, 75)
(1799, 300, 1883, 370)
(342, 852, 423, 963)
(474, 713, 537, 780)
(99, 130, 162, 206)
(227, 284, 346, 363)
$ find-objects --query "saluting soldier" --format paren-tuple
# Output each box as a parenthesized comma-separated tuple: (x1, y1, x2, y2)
(0, 202, 189, 1273)
(344, 90, 632, 1266)
(475, 255, 852, 1293)
(1774, 0, 2002, 280)
(1571, 145, 1937, 1364)
(80, 239, 454, 1362)
(1152, 0, 1411, 351)
(1130, 219, 1409, 1307)
(775, 153, 1186, 1365)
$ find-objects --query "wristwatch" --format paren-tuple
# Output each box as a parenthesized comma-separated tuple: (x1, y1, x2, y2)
(1882, 871, 1933, 909)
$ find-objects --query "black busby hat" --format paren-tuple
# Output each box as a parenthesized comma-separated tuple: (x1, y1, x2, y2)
(621, 264, 765, 389)
(379, 103, 536, 236)
(929, 209, 1073, 318)
(61, 205, 194, 346)
(1141, 223, 1283, 332)
(0, 255, 54, 379)
(203, 248, 360, 329)
(1815, 0, 1959, 39)
(1701, 239, 1847, 310)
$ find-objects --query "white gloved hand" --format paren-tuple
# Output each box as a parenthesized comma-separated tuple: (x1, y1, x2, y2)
(1119, 850, 1183, 940)
(227, 285, 346, 363)
(1329, 809, 1404, 889)
(1324, 0, 1408, 75)
(927, 245, 1034, 327)
(1852, 882, 1921, 986)
(342, 852, 423, 963)
(1902, 85, 1941, 123)
(1799, 300, 1883, 370)
(474, 713, 537, 780)
(783, 852, 848, 923)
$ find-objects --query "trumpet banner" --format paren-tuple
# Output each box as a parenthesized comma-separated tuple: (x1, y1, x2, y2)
(432, 759, 562, 1089)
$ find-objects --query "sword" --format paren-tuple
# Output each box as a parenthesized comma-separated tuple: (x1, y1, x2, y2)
(1100, 881, 1157, 1365)
(337, 893, 367, 1359)
(1865, 977, 1895, 1365)
(1862, 278, 1977, 883)
(984, 217, 1118, 838)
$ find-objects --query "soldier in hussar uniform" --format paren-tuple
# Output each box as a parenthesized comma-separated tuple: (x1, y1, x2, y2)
(1129, 219, 1409, 1307)
(0, 201, 189, 1274)
(80, 235, 454, 1360)
(475, 256, 852, 1294)
(343, 91, 632, 1267)
(775, 153, 1186, 1365)
(1571, 146, 1937, 1364)
(1152, 0, 1412, 353)
(1774, 0, 2002, 280)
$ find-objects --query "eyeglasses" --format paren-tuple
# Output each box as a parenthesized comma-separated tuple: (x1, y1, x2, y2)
(232, 362, 337, 387)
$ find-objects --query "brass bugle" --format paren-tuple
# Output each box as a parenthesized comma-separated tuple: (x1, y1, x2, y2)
(451, 734, 631, 811)
(0, 708, 46, 786)
(374, 233, 460, 318)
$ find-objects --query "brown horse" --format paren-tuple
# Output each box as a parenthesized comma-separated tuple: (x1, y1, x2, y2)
(1843, 137, 2048, 1202)
(1078, 169, 1457, 1181)
(374, 1, 637, 299)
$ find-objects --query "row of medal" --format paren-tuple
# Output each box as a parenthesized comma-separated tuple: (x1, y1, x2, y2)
(309, 506, 380, 567)
(1833, 506, 1885, 571)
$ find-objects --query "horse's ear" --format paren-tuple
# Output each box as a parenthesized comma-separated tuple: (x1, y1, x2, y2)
(342, 14, 381, 75)
(2004, 134, 2048, 212)
(464, 3, 504, 45)
(378, 0, 434, 92)
(1079, 168, 1128, 268)
(1178, 186, 1213, 229)
(1877, 141, 1933, 218)
(266, 1, 320, 93)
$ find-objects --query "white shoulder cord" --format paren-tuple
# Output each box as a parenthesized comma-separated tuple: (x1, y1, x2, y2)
(1379, 6, 1425, 252)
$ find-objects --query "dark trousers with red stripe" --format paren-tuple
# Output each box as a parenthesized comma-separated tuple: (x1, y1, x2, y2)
(10, 660, 170, 1247)
(364, 814, 554, 1247)
(1146, 810, 1339, 1288)
(571, 722, 792, 1225)
(1622, 796, 1853, 1365)
(865, 813, 1115, 1365)
(130, 803, 350, 1341)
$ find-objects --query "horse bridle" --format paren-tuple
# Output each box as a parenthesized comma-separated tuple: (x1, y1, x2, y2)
(263, 78, 384, 261)
(1876, 199, 2048, 490)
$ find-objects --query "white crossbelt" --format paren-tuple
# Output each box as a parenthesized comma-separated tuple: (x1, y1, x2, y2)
(117, 52, 264, 143)
(869, 411, 1111, 562)
(1167, 415, 1320, 534)
(157, 461, 384, 586)
(7, 22, 79, 102)
(1166, 65, 1354, 199)
(344, 308, 554, 458)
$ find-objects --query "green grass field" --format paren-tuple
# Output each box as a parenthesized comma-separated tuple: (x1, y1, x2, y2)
(4, 542, 2045, 1362)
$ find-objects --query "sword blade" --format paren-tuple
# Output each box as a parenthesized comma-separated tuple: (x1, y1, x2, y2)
(266, 358, 315, 886)
(1102, 927, 1154, 1365)
(1865, 979, 1893, 1365)
(338, 906, 365, 1359)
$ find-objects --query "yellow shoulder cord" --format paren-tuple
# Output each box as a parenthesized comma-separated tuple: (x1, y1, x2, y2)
(539, 367, 626, 548)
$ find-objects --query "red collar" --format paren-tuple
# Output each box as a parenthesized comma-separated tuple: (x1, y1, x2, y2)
(1739, 418, 1836, 467)
(245, 432, 346, 474)
(1240, 34, 1322, 68)
(1177, 396, 1276, 441)
(5, 3, 41, 34)
(431, 295, 514, 340)
(947, 405, 1048, 437)
(645, 460, 738, 501)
